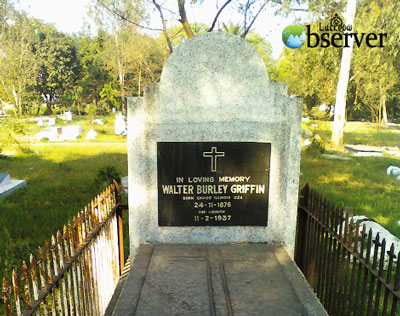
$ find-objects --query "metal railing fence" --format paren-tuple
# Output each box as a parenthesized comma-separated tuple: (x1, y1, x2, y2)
(1, 181, 125, 316)
(295, 184, 400, 316)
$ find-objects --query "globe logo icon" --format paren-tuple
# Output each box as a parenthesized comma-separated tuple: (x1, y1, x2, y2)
(282, 25, 306, 49)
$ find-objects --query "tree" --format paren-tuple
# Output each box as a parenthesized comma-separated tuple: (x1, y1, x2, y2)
(33, 24, 79, 113)
(71, 33, 113, 113)
(350, 0, 400, 124)
(331, 0, 357, 147)
(0, 12, 39, 116)
(91, 0, 145, 109)
(277, 23, 342, 108)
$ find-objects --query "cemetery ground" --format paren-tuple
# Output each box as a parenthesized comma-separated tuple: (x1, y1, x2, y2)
(301, 120, 400, 237)
(0, 114, 128, 285)
(1, 115, 400, 309)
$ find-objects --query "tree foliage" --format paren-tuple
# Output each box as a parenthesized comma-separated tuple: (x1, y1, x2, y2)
(277, 0, 400, 124)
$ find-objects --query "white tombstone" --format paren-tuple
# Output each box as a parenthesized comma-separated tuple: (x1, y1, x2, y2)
(127, 33, 302, 256)
(85, 129, 97, 140)
(36, 126, 61, 141)
(37, 119, 44, 126)
(115, 113, 127, 136)
(62, 111, 73, 121)
(60, 126, 82, 140)
(48, 118, 56, 126)
(93, 119, 104, 125)
(387, 166, 400, 176)
(0, 173, 27, 199)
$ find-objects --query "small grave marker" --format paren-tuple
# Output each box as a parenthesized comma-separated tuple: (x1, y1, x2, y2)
(0, 173, 27, 199)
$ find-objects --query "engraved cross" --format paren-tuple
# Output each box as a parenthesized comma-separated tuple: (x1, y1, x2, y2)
(203, 147, 225, 172)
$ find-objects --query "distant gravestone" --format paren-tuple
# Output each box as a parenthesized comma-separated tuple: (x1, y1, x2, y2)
(85, 129, 97, 140)
(115, 113, 126, 136)
(127, 33, 301, 256)
(0, 173, 27, 199)
(93, 118, 104, 125)
(48, 118, 56, 126)
(36, 126, 62, 141)
(62, 111, 73, 121)
(60, 126, 82, 140)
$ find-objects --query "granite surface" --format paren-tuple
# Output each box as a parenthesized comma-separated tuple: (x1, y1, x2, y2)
(127, 32, 301, 256)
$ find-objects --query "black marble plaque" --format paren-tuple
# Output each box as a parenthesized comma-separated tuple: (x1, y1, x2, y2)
(157, 142, 271, 226)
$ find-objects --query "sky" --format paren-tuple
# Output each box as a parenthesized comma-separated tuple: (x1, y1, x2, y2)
(15, 0, 309, 59)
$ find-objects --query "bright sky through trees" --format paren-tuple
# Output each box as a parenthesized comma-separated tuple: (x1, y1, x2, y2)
(15, 0, 307, 59)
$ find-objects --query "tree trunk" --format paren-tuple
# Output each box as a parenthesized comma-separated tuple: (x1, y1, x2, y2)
(138, 66, 142, 97)
(114, 32, 125, 111)
(178, 0, 194, 38)
(381, 90, 388, 125)
(331, 0, 357, 148)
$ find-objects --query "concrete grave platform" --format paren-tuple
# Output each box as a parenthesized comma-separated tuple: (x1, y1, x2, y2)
(0, 173, 27, 199)
(112, 244, 327, 316)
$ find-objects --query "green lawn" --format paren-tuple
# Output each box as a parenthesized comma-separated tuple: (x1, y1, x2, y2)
(301, 120, 400, 236)
(1, 117, 400, 293)
(303, 120, 400, 147)
(0, 141, 127, 282)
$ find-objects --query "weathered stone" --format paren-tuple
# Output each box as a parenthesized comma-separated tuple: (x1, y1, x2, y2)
(127, 32, 302, 256)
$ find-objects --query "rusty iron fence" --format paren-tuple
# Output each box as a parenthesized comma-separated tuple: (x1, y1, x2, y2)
(295, 184, 400, 316)
(1, 181, 126, 316)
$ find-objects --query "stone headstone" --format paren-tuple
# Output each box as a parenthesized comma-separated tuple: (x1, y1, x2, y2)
(62, 111, 73, 121)
(115, 113, 126, 136)
(85, 129, 97, 140)
(37, 119, 44, 126)
(36, 126, 62, 141)
(127, 33, 301, 256)
(0, 173, 27, 199)
(48, 117, 56, 126)
(93, 118, 104, 125)
(60, 126, 82, 140)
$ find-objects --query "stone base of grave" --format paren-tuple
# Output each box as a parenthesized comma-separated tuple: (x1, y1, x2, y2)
(111, 244, 327, 316)
(0, 179, 27, 199)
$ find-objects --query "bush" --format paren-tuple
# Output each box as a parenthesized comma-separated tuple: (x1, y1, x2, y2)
(305, 136, 325, 155)
(95, 165, 121, 189)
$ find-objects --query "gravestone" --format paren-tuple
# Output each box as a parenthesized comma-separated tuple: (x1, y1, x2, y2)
(115, 113, 127, 136)
(85, 129, 97, 140)
(60, 126, 82, 140)
(48, 117, 56, 126)
(127, 32, 302, 256)
(0, 173, 27, 199)
(36, 126, 62, 141)
(62, 111, 73, 121)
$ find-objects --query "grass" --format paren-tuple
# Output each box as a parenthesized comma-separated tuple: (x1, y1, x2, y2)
(303, 120, 400, 147)
(1, 115, 400, 308)
(301, 120, 400, 237)
(0, 142, 128, 283)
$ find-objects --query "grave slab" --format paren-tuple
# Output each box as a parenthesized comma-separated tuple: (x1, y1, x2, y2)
(112, 244, 327, 316)
(0, 173, 26, 199)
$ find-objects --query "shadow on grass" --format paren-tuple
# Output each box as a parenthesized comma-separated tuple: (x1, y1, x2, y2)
(300, 151, 400, 238)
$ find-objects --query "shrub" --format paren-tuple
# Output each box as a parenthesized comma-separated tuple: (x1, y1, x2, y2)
(95, 165, 121, 189)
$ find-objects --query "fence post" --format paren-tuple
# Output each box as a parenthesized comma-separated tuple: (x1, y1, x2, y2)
(114, 180, 125, 275)
(295, 184, 310, 273)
